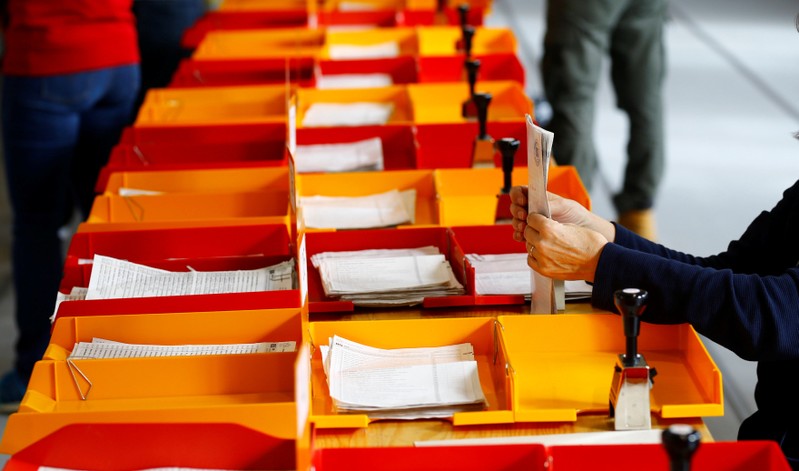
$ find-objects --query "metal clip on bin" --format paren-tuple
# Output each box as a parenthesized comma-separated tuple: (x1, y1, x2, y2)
(609, 288, 658, 430)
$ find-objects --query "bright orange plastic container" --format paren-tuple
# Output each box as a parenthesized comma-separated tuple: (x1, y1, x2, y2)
(497, 314, 724, 423)
(135, 84, 290, 126)
(295, 85, 414, 127)
(408, 81, 531, 124)
(322, 28, 419, 59)
(101, 166, 290, 195)
(193, 28, 325, 60)
(308, 317, 514, 428)
(417, 26, 515, 56)
(435, 165, 590, 226)
(0, 349, 306, 455)
(295, 169, 438, 229)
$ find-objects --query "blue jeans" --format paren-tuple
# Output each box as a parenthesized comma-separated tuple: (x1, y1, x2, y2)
(1, 64, 140, 380)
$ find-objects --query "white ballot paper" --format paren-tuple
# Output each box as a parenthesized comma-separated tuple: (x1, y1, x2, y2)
(311, 246, 464, 307)
(526, 114, 565, 313)
(299, 188, 415, 229)
(69, 338, 296, 359)
(301, 102, 394, 127)
(327, 41, 400, 60)
(322, 335, 486, 419)
(294, 137, 384, 173)
(466, 253, 593, 300)
(117, 188, 163, 196)
(85, 254, 295, 300)
(316, 73, 393, 90)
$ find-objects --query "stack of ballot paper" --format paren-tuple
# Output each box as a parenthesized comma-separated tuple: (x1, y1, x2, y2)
(299, 188, 415, 229)
(69, 338, 296, 359)
(320, 335, 487, 418)
(311, 246, 464, 306)
(301, 102, 394, 127)
(55, 254, 296, 311)
(294, 137, 384, 173)
(316, 73, 394, 90)
(465, 253, 593, 300)
(327, 41, 400, 60)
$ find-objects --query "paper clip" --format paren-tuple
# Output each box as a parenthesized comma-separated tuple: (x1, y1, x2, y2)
(66, 357, 93, 400)
(123, 196, 145, 222)
(132, 144, 150, 165)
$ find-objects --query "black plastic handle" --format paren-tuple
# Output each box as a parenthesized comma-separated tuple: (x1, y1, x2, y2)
(497, 138, 520, 193)
(662, 424, 701, 471)
(473, 92, 492, 139)
(465, 58, 481, 97)
(613, 288, 648, 366)
(458, 3, 470, 29)
(462, 25, 475, 58)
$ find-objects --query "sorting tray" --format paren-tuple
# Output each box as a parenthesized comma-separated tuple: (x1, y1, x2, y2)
(101, 166, 290, 195)
(308, 316, 513, 428)
(57, 224, 301, 318)
(497, 314, 724, 423)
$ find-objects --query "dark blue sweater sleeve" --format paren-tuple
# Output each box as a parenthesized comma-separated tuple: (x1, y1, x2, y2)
(591, 180, 799, 361)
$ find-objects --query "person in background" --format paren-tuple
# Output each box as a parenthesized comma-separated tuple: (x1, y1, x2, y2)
(508, 143, 799, 467)
(0, 0, 140, 410)
(131, 0, 207, 116)
(540, 0, 668, 240)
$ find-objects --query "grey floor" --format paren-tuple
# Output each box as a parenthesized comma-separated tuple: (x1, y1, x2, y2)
(0, 0, 798, 465)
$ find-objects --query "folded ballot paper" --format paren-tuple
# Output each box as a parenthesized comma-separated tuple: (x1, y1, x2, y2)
(294, 137, 384, 173)
(311, 246, 464, 307)
(53, 254, 296, 316)
(301, 102, 394, 127)
(465, 253, 593, 300)
(69, 338, 296, 360)
(299, 188, 415, 229)
(321, 335, 487, 419)
(327, 41, 400, 60)
(316, 73, 394, 90)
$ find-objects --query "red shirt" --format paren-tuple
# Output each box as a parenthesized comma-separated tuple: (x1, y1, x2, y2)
(2, 0, 139, 76)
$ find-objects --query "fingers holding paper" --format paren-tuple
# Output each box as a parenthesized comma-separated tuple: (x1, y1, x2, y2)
(523, 213, 607, 283)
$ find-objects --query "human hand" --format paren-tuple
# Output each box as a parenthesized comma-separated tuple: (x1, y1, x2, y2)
(523, 213, 608, 282)
(510, 186, 528, 243)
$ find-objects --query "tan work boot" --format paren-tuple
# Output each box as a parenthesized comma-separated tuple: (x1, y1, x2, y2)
(618, 209, 658, 241)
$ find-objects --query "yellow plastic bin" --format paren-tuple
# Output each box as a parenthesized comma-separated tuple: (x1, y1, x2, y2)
(417, 26, 515, 56)
(135, 84, 290, 126)
(295, 85, 414, 127)
(308, 317, 514, 428)
(497, 314, 724, 423)
(101, 167, 291, 195)
(322, 28, 419, 59)
(408, 81, 531, 124)
(193, 28, 325, 60)
(435, 165, 590, 226)
(295, 169, 438, 229)
(0, 345, 309, 455)
(82, 190, 292, 232)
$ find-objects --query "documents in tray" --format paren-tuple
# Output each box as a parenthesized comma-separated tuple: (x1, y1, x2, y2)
(466, 253, 593, 300)
(53, 254, 295, 316)
(294, 137, 384, 173)
(316, 73, 394, 90)
(299, 188, 415, 229)
(327, 41, 400, 60)
(311, 246, 464, 306)
(301, 102, 394, 127)
(69, 338, 296, 359)
(320, 335, 487, 419)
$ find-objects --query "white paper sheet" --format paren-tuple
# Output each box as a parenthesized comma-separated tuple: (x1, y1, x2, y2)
(301, 102, 394, 127)
(299, 188, 414, 229)
(316, 73, 393, 90)
(327, 41, 400, 59)
(69, 338, 296, 359)
(294, 137, 384, 173)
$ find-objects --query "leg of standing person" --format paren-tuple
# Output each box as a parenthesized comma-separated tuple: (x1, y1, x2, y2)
(0, 74, 82, 407)
(609, 0, 668, 240)
(540, 0, 626, 192)
(72, 64, 140, 217)
(0, 65, 139, 409)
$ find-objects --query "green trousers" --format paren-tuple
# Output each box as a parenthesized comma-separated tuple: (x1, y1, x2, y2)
(541, 0, 667, 213)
